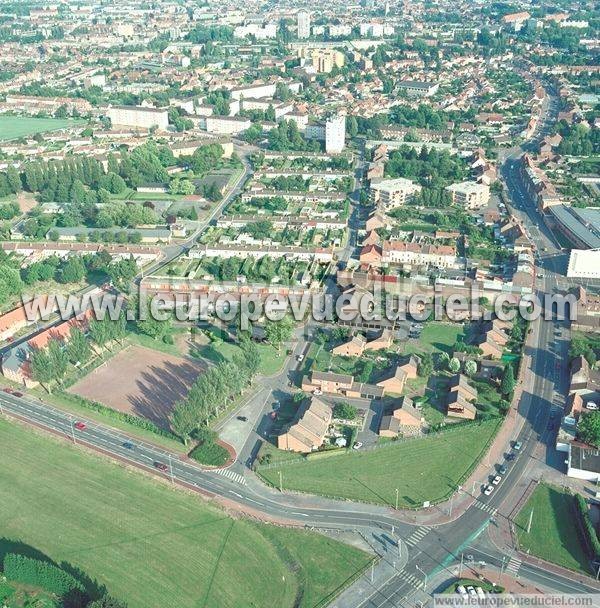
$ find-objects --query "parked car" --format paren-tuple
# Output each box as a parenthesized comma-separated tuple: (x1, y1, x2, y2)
(237, 416, 248, 422)
(484, 485, 494, 496)
(513, 441, 522, 450)
(270, 411, 278, 420)
(352, 441, 363, 450)
(12, 391, 23, 397)
(122, 441, 135, 450)
(74, 421, 86, 431)
(2, 387, 12, 394)
(492, 475, 502, 485)
(506, 452, 516, 461)
(272, 401, 281, 411)
(498, 465, 507, 475)
(466, 586, 477, 596)
(154, 462, 168, 472)
(456, 585, 468, 596)
(313, 389, 323, 396)
(296, 354, 304, 362)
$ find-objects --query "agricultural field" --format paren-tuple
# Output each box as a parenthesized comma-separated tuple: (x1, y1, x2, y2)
(258, 420, 500, 507)
(0, 418, 372, 608)
(515, 483, 590, 574)
(0, 116, 81, 140)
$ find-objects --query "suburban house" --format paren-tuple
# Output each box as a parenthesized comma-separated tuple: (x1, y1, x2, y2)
(446, 374, 478, 420)
(1, 309, 93, 387)
(379, 396, 422, 438)
(302, 371, 384, 399)
(366, 328, 394, 351)
(277, 396, 332, 453)
(377, 366, 408, 395)
(332, 334, 367, 357)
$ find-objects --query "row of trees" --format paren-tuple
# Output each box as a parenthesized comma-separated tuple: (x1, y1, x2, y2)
(170, 339, 261, 441)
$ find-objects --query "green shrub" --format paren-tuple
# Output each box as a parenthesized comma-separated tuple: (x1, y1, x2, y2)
(189, 440, 230, 466)
(3, 554, 84, 599)
(575, 494, 600, 558)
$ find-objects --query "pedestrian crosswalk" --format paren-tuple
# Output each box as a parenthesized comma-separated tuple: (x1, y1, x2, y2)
(405, 526, 431, 547)
(215, 468, 247, 485)
(473, 501, 498, 515)
(399, 570, 424, 590)
(506, 556, 522, 575)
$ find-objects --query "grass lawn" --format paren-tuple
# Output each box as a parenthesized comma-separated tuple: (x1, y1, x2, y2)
(515, 483, 590, 574)
(0, 418, 371, 608)
(411, 322, 464, 355)
(259, 420, 500, 507)
(192, 338, 284, 376)
(0, 116, 82, 140)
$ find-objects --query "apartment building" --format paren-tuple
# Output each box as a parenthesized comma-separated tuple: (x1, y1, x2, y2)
(106, 105, 169, 130)
(370, 178, 421, 210)
(297, 10, 311, 39)
(397, 81, 439, 98)
(205, 115, 252, 135)
(446, 181, 490, 210)
(367, 241, 459, 269)
(325, 114, 346, 154)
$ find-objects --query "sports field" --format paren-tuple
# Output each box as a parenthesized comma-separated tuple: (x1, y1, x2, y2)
(0, 418, 371, 608)
(259, 420, 500, 507)
(515, 483, 590, 574)
(0, 116, 80, 140)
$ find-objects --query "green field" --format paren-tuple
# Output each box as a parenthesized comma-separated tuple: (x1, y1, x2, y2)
(409, 322, 464, 355)
(0, 418, 371, 608)
(0, 116, 82, 140)
(515, 483, 590, 574)
(259, 420, 500, 507)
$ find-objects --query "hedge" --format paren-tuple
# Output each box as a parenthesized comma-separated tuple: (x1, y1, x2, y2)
(3, 553, 84, 598)
(61, 392, 182, 443)
(189, 440, 230, 467)
(575, 494, 600, 558)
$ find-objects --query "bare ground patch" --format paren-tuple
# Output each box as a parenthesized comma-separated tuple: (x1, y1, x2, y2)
(68, 345, 207, 429)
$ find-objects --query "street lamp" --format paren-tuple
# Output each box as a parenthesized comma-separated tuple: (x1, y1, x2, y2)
(415, 564, 427, 592)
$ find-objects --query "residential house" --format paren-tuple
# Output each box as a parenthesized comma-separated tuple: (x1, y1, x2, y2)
(302, 371, 384, 399)
(447, 374, 478, 419)
(379, 396, 422, 438)
(366, 329, 393, 351)
(277, 397, 332, 453)
(332, 334, 367, 357)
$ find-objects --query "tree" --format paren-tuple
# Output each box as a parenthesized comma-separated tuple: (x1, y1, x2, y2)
(6, 166, 22, 193)
(265, 317, 294, 352)
(464, 359, 478, 378)
(137, 299, 172, 341)
(418, 352, 434, 377)
(58, 256, 85, 284)
(578, 411, 600, 448)
(448, 357, 461, 374)
(67, 327, 91, 365)
(500, 363, 516, 397)
(170, 401, 197, 444)
(347, 115, 358, 138)
(89, 317, 110, 349)
(333, 402, 358, 420)
(88, 597, 128, 608)
(47, 339, 68, 383)
(30, 348, 55, 390)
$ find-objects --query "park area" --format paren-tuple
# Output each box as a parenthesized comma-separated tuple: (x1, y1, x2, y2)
(0, 116, 80, 140)
(515, 483, 590, 574)
(258, 419, 500, 507)
(0, 418, 372, 608)
(68, 345, 206, 429)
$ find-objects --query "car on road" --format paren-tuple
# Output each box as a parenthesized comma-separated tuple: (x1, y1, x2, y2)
(498, 465, 507, 475)
(237, 415, 248, 422)
(513, 441, 522, 450)
(74, 421, 86, 431)
(492, 475, 502, 485)
(2, 387, 12, 394)
(352, 441, 363, 450)
(12, 391, 23, 397)
(154, 461, 168, 472)
(483, 485, 494, 496)
(122, 441, 135, 450)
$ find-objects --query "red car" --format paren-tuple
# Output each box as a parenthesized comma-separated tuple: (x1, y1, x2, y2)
(12, 391, 23, 397)
(74, 421, 86, 431)
(154, 462, 168, 472)
(2, 387, 12, 394)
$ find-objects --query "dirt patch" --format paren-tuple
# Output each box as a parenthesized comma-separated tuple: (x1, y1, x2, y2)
(16, 192, 37, 213)
(68, 345, 206, 429)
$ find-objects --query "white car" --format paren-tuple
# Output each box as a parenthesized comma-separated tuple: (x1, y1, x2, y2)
(352, 441, 363, 450)
(466, 586, 477, 596)
(296, 354, 304, 362)
(492, 475, 502, 485)
(484, 485, 494, 496)
(313, 389, 323, 396)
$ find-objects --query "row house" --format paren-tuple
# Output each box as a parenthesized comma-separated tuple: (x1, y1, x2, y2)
(196, 243, 334, 263)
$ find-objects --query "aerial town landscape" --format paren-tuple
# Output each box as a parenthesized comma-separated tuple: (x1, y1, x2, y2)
(0, 0, 598, 606)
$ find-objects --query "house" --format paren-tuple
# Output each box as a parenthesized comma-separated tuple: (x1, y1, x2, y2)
(377, 367, 408, 395)
(569, 356, 600, 402)
(477, 334, 504, 359)
(332, 334, 367, 357)
(567, 443, 600, 482)
(379, 396, 422, 437)
(366, 328, 393, 351)
(0, 296, 54, 342)
(277, 396, 332, 453)
(1, 309, 92, 387)
(447, 374, 478, 419)
(365, 210, 388, 232)
(302, 371, 384, 399)
(359, 244, 383, 266)
(398, 354, 420, 380)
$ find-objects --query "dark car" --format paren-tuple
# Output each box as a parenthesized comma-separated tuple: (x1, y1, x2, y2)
(12, 391, 23, 397)
(498, 465, 507, 475)
(122, 441, 135, 450)
(237, 416, 248, 422)
(154, 461, 168, 472)
(506, 452, 516, 461)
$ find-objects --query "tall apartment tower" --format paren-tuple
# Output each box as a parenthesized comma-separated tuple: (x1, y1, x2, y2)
(297, 10, 311, 39)
(325, 114, 346, 154)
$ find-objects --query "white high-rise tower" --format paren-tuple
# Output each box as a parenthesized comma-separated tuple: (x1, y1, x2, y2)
(325, 114, 346, 154)
(297, 10, 311, 39)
